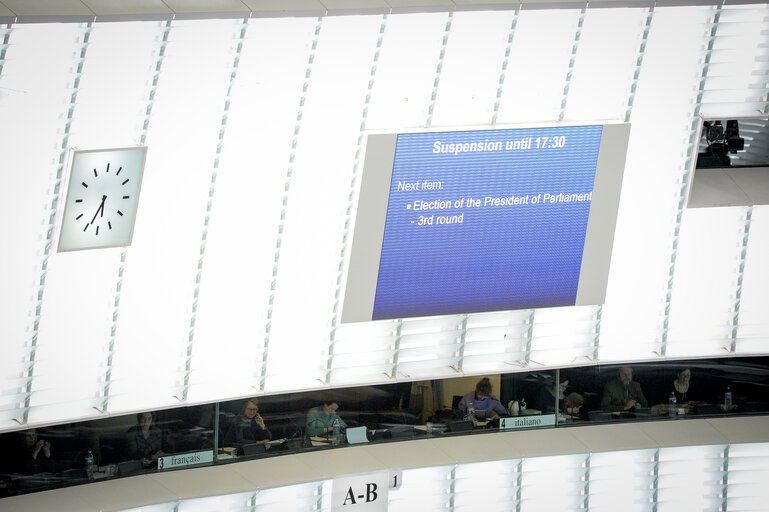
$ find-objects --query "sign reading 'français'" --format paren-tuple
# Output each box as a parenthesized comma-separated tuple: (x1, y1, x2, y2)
(158, 450, 214, 471)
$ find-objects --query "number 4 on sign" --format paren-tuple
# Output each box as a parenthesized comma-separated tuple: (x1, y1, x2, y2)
(390, 469, 402, 490)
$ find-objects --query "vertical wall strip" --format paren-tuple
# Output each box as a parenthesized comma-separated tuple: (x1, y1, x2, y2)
(492, 8, 519, 126)
(625, 6, 655, 123)
(326, 14, 388, 384)
(730, 207, 752, 353)
(426, 11, 453, 129)
(591, 306, 601, 361)
(314, 482, 324, 510)
(524, 309, 535, 364)
(100, 19, 172, 412)
(0, 23, 10, 77)
(454, 315, 469, 372)
(558, 5, 586, 121)
(721, 445, 729, 511)
(583, 453, 591, 510)
(514, 459, 523, 512)
(22, 23, 93, 424)
(651, 448, 660, 511)
(247, 491, 257, 512)
(181, 17, 248, 401)
(390, 320, 403, 379)
(660, 5, 722, 356)
(259, 17, 323, 391)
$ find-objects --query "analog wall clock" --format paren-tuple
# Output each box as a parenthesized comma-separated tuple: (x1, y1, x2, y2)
(57, 147, 148, 252)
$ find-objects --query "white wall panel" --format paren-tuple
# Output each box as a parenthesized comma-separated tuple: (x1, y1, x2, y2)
(519, 454, 587, 511)
(263, 15, 383, 392)
(666, 207, 744, 357)
(589, 449, 656, 511)
(495, 8, 582, 124)
(737, 206, 769, 352)
(107, 19, 243, 411)
(364, 12, 449, 130)
(429, 10, 515, 128)
(0, 23, 89, 426)
(27, 21, 162, 423)
(727, 443, 769, 511)
(600, 6, 716, 360)
(186, 16, 319, 402)
(562, 7, 647, 122)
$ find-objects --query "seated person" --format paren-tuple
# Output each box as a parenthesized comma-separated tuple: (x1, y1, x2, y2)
(127, 412, 165, 466)
(306, 402, 346, 437)
(231, 399, 272, 446)
(535, 377, 569, 414)
(601, 366, 648, 412)
(672, 368, 693, 405)
(458, 377, 507, 418)
(15, 428, 54, 474)
(562, 392, 585, 420)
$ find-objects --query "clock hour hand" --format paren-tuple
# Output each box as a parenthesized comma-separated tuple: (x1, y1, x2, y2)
(90, 195, 107, 224)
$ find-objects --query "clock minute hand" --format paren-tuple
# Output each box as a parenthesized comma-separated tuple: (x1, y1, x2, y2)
(91, 195, 107, 224)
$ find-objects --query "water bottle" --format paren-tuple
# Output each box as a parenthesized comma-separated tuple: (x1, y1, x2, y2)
(668, 392, 677, 416)
(509, 400, 519, 417)
(724, 387, 732, 409)
(85, 450, 95, 479)
(520, 397, 527, 412)
(332, 419, 341, 446)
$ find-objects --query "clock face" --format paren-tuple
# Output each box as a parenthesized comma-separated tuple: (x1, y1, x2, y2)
(57, 147, 147, 252)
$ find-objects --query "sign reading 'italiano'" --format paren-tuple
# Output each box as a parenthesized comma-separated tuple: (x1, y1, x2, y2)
(500, 414, 556, 431)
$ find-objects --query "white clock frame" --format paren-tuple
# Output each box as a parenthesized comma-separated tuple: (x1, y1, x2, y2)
(56, 146, 148, 252)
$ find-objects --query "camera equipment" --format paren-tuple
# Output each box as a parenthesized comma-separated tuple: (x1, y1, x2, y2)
(696, 120, 745, 168)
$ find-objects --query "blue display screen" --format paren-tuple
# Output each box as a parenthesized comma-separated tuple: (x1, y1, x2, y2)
(372, 125, 603, 320)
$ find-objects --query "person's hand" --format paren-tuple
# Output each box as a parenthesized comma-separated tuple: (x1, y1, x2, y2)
(32, 439, 45, 458)
(490, 411, 500, 419)
(42, 441, 51, 458)
(151, 450, 166, 460)
(255, 414, 265, 429)
(624, 399, 637, 410)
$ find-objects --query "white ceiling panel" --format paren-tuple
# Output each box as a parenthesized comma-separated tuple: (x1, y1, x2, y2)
(0, 0, 92, 16)
(81, 0, 173, 15)
(162, 0, 250, 12)
(242, 0, 328, 10)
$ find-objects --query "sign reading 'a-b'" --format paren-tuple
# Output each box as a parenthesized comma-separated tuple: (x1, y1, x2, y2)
(331, 471, 390, 511)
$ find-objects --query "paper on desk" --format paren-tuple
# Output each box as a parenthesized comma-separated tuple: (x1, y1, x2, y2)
(346, 426, 369, 444)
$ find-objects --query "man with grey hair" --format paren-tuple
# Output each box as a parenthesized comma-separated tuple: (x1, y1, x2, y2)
(601, 366, 648, 412)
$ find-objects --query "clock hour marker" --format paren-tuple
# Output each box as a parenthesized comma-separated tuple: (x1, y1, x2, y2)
(96, 226, 100, 235)
(75, 199, 82, 203)
(106, 163, 110, 173)
(123, 195, 129, 199)
(122, 179, 129, 185)
(83, 223, 89, 232)
(117, 210, 123, 216)
(116, 166, 122, 176)
(108, 221, 112, 230)
(82, 182, 88, 188)
(76, 214, 83, 220)
(93, 168, 98, 177)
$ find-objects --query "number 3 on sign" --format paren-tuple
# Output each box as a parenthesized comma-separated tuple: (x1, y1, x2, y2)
(389, 469, 402, 490)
